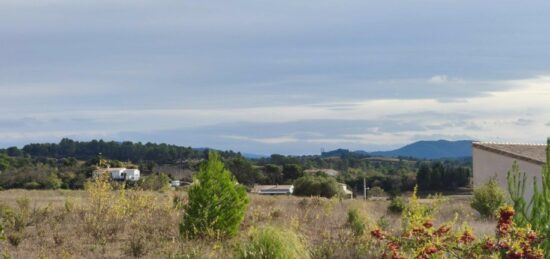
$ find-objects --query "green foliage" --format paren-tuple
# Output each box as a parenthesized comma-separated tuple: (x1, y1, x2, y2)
(0, 165, 62, 190)
(21, 138, 243, 164)
(236, 226, 310, 259)
(338, 168, 418, 197)
(346, 208, 366, 237)
(507, 139, 550, 255)
(138, 173, 170, 191)
(372, 205, 545, 258)
(262, 164, 283, 184)
(293, 175, 342, 198)
(282, 164, 303, 181)
(417, 161, 471, 191)
(0, 216, 4, 241)
(180, 152, 249, 239)
(470, 178, 506, 218)
(40, 173, 62, 189)
(23, 182, 41, 189)
(388, 196, 406, 214)
(368, 186, 386, 197)
(225, 157, 265, 186)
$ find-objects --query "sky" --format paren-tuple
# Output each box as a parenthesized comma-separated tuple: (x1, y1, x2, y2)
(1, 0, 550, 155)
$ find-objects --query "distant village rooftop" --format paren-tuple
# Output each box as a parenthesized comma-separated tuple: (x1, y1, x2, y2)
(472, 142, 548, 165)
(252, 185, 294, 195)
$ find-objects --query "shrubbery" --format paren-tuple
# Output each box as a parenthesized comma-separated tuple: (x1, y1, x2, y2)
(470, 178, 506, 218)
(236, 226, 309, 259)
(368, 186, 387, 198)
(372, 188, 545, 258)
(180, 152, 249, 239)
(293, 175, 342, 198)
(138, 173, 171, 191)
(388, 196, 406, 214)
(347, 208, 367, 237)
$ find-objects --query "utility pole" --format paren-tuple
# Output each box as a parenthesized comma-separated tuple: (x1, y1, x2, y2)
(363, 177, 367, 200)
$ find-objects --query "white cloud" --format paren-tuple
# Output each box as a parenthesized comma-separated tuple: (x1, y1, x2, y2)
(429, 75, 449, 84)
(222, 135, 298, 144)
(1, 75, 550, 152)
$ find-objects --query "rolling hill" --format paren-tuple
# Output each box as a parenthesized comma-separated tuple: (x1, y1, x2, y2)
(369, 140, 473, 159)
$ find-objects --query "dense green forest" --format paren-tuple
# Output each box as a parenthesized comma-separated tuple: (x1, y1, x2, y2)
(0, 139, 472, 194)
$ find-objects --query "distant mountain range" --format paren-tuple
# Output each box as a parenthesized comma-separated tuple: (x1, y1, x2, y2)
(370, 140, 473, 159)
(323, 140, 473, 160)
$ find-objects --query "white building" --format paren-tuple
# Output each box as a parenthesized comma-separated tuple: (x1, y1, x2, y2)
(252, 185, 294, 195)
(171, 180, 181, 187)
(106, 168, 141, 181)
(340, 183, 353, 199)
(473, 142, 547, 201)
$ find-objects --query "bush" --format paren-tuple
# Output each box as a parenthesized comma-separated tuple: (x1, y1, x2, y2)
(180, 152, 249, 239)
(138, 173, 170, 192)
(470, 178, 506, 218)
(39, 173, 62, 189)
(236, 226, 310, 259)
(371, 205, 544, 258)
(23, 181, 41, 189)
(388, 196, 406, 214)
(293, 175, 342, 198)
(346, 208, 366, 237)
(368, 186, 386, 198)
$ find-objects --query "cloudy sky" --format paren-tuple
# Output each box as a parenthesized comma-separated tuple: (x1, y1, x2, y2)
(1, 0, 550, 155)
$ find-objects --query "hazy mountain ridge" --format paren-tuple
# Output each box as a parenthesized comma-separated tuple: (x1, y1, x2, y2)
(322, 140, 473, 160)
(370, 140, 473, 159)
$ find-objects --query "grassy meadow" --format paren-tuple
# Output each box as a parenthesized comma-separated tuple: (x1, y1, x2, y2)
(0, 188, 496, 259)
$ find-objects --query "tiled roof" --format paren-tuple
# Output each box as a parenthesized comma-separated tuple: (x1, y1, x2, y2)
(473, 142, 548, 165)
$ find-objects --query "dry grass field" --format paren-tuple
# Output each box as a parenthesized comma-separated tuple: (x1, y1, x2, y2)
(0, 189, 495, 258)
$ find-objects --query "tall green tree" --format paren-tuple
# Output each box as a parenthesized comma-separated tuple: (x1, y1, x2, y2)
(225, 156, 264, 186)
(282, 164, 303, 181)
(263, 164, 283, 184)
(180, 152, 249, 239)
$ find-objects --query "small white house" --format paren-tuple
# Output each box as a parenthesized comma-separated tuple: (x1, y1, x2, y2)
(473, 142, 547, 201)
(252, 185, 294, 195)
(107, 168, 141, 181)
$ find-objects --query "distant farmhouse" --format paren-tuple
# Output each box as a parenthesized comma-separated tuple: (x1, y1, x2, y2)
(473, 142, 547, 201)
(251, 185, 294, 195)
(94, 167, 141, 181)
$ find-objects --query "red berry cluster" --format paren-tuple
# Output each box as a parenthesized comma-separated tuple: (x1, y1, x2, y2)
(433, 225, 450, 237)
(459, 230, 475, 244)
(415, 245, 438, 259)
(497, 206, 515, 236)
(481, 206, 545, 259)
(371, 229, 385, 240)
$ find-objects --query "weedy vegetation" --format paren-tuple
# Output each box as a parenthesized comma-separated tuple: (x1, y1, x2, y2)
(0, 150, 547, 258)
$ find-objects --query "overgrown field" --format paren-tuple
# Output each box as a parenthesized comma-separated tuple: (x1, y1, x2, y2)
(0, 189, 494, 258)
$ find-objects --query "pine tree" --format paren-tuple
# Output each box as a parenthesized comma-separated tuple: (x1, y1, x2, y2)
(180, 151, 249, 239)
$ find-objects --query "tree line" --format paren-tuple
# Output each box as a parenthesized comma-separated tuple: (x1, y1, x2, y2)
(0, 139, 472, 194)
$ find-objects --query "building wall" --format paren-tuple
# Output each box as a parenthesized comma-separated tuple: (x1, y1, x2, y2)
(473, 147, 542, 201)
